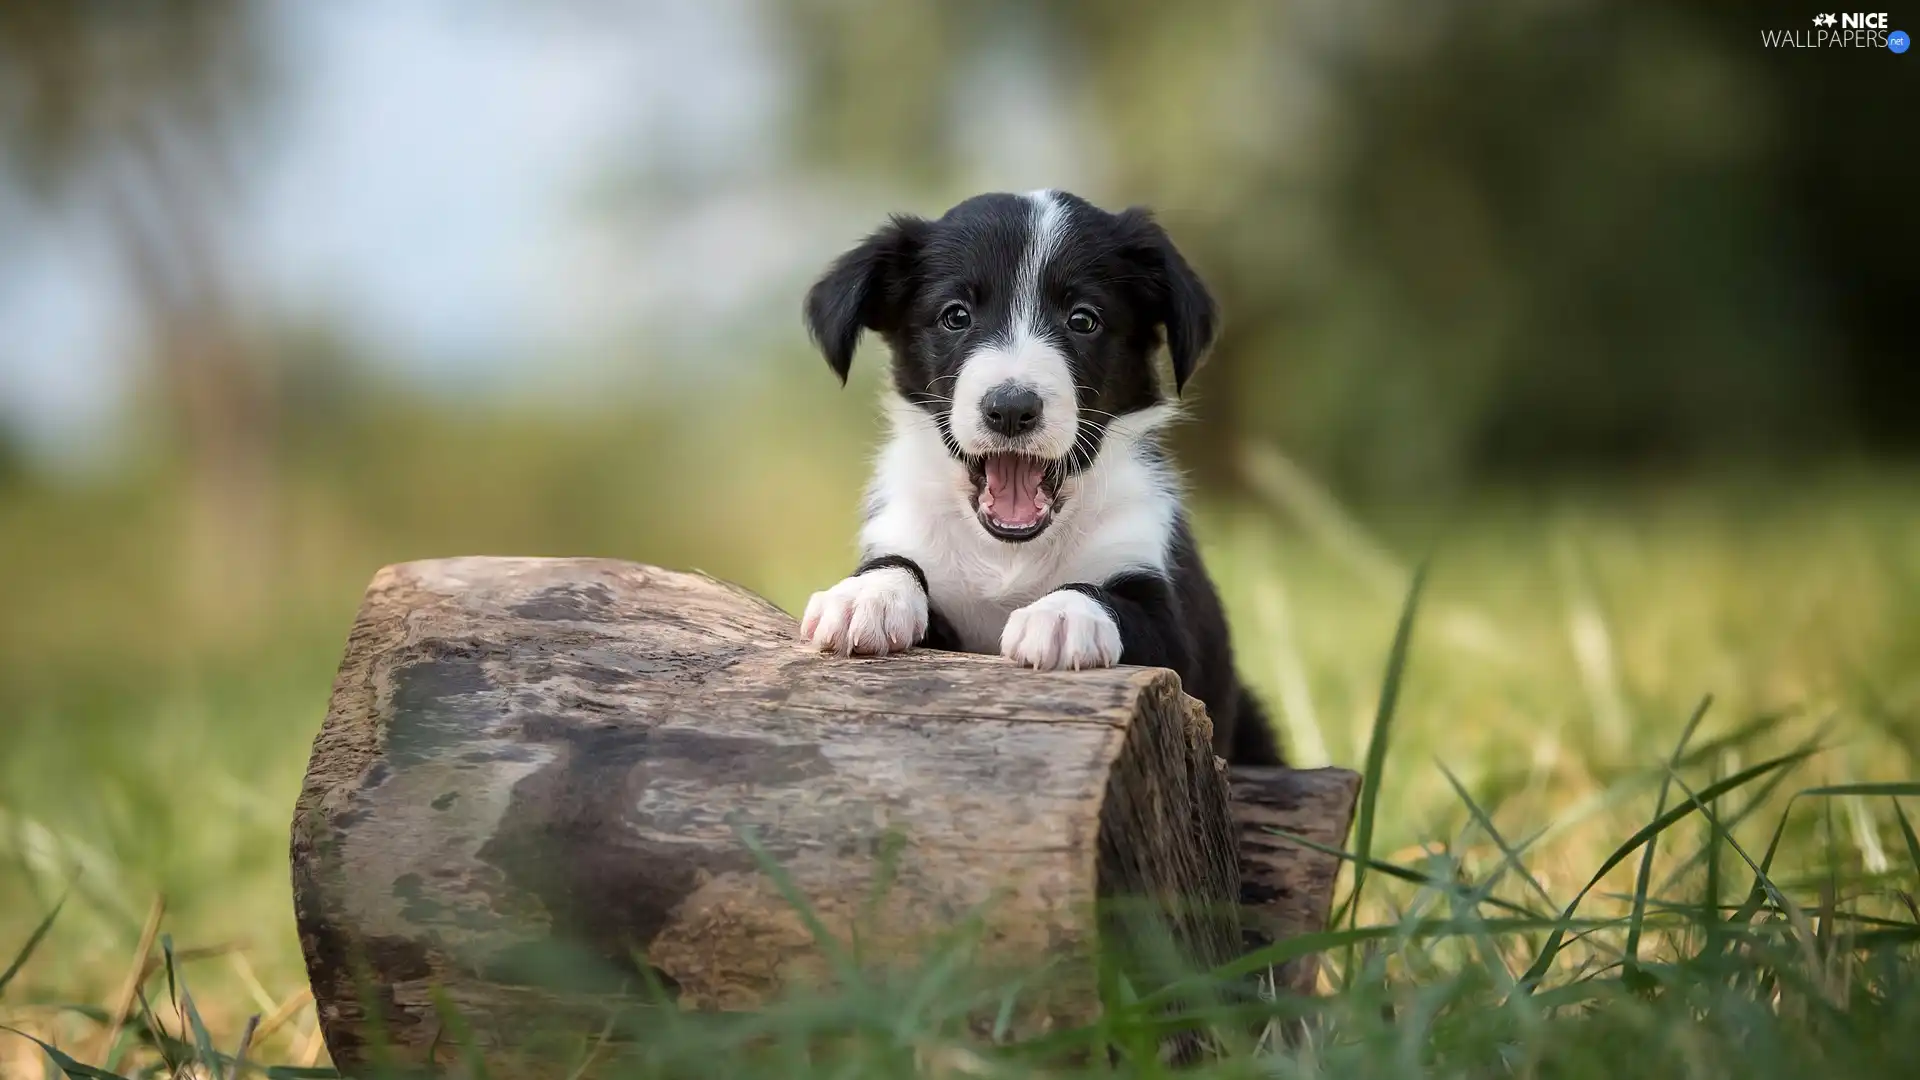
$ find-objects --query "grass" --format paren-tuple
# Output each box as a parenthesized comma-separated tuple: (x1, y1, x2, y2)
(1, 402, 1916, 1077)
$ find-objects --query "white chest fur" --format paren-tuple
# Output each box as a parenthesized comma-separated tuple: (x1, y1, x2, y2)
(858, 397, 1180, 654)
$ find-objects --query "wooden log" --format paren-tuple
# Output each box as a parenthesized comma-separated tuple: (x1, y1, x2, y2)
(1231, 767, 1363, 998)
(290, 557, 1357, 1073)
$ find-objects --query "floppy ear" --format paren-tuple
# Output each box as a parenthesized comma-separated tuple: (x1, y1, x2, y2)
(1116, 207, 1217, 395)
(803, 215, 927, 383)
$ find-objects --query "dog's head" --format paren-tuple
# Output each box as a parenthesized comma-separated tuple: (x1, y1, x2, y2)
(803, 190, 1216, 543)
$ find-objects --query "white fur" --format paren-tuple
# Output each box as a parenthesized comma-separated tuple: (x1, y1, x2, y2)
(946, 190, 1078, 460)
(1001, 589, 1122, 670)
(860, 393, 1181, 654)
(800, 566, 927, 657)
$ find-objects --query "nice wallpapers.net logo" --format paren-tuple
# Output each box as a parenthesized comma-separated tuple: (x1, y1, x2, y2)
(1762, 11, 1909, 50)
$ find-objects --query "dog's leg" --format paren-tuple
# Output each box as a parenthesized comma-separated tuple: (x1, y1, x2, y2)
(1228, 685, 1286, 765)
(1001, 574, 1185, 673)
(1000, 589, 1122, 670)
(800, 556, 932, 657)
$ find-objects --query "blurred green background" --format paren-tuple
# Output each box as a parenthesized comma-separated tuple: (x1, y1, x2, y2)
(1, 0, 1915, 1068)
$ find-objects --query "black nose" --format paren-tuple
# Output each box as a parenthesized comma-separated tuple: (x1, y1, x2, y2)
(981, 383, 1044, 438)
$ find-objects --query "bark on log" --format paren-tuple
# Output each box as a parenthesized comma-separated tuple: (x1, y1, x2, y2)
(1232, 767, 1364, 998)
(291, 557, 1357, 1074)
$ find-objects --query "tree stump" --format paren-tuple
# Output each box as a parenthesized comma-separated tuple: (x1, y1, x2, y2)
(291, 557, 1358, 1073)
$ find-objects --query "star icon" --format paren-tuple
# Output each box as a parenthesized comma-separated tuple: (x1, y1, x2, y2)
(1813, 13, 1837, 26)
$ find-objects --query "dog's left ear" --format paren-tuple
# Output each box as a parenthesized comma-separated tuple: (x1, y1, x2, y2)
(803, 215, 928, 383)
(1116, 207, 1217, 395)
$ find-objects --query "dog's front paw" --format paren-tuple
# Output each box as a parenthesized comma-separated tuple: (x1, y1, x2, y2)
(1001, 590, 1121, 671)
(800, 568, 928, 657)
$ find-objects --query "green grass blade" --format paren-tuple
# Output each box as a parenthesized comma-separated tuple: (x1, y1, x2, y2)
(1422, 779, 1535, 991)
(1656, 724, 1832, 898)
(1722, 782, 1916, 931)
(1795, 782, 1920, 798)
(1626, 695, 1711, 976)
(0, 891, 66, 1000)
(1267, 828, 1543, 920)
(1894, 800, 1920, 872)
(135, 988, 180, 1074)
(1437, 762, 1557, 914)
(733, 820, 861, 988)
(179, 988, 219, 1073)
(158, 935, 180, 1026)
(2, 1027, 132, 1080)
(1138, 914, 1617, 1011)
(1674, 711, 1791, 769)
(159, 937, 219, 1071)
(1518, 745, 1815, 988)
(1668, 771, 1826, 978)
(1703, 749, 1727, 943)
(891, 920, 992, 1039)
(1347, 559, 1429, 933)
(430, 985, 489, 1080)
(1673, 777, 1797, 918)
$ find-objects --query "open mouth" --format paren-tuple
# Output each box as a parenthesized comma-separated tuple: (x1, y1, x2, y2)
(969, 453, 1065, 542)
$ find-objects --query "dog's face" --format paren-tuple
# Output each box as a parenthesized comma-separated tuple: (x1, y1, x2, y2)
(804, 190, 1216, 543)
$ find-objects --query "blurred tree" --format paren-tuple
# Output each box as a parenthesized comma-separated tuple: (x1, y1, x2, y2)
(781, 0, 975, 187)
(0, 0, 278, 614)
(770, 0, 1914, 500)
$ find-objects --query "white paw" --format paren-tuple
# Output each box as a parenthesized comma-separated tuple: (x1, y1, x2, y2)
(1001, 590, 1122, 671)
(799, 568, 928, 657)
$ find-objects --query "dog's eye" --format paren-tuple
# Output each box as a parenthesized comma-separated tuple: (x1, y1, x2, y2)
(938, 303, 972, 332)
(1066, 307, 1101, 335)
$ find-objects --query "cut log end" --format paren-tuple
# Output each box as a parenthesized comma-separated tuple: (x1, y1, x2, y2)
(291, 557, 1358, 1074)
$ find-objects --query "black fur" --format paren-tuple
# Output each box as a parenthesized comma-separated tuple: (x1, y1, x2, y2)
(853, 553, 928, 595)
(1059, 521, 1282, 765)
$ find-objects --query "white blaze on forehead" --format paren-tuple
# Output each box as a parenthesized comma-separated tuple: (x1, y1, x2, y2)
(1011, 189, 1067, 342)
(949, 189, 1079, 460)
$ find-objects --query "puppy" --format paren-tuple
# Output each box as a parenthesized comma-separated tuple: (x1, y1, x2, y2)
(797, 190, 1281, 766)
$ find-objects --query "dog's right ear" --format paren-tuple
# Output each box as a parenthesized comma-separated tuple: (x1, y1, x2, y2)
(1113, 207, 1217, 396)
(803, 215, 927, 383)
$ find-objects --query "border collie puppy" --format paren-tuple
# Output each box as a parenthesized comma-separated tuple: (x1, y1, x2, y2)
(797, 190, 1281, 766)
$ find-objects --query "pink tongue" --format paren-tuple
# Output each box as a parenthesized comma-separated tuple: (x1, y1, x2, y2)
(983, 455, 1048, 527)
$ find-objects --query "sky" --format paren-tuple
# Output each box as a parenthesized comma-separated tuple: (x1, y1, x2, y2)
(0, 0, 800, 463)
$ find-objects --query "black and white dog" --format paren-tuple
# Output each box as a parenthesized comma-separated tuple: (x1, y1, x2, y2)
(797, 189, 1281, 766)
